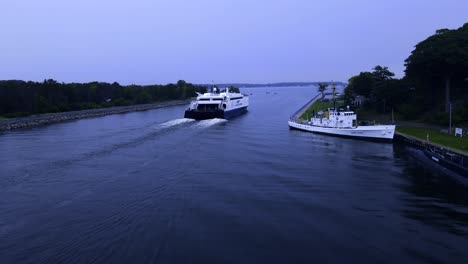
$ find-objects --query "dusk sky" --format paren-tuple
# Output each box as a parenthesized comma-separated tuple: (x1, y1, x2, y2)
(1, 0, 467, 84)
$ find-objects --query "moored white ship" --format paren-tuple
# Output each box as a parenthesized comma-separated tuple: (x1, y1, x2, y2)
(184, 87, 249, 120)
(288, 107, 395, 140)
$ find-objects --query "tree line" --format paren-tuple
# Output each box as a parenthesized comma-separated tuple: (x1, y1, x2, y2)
(0, 80, 207, 117)
(343, 23, 468, 125)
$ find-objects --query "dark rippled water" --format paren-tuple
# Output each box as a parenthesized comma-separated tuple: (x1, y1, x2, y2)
(1, 86, 467, 264)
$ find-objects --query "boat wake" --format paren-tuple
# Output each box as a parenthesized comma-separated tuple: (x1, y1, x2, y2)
(155, 118, 195, 129)
(12, 117, 226, 183)
(22, 118, 197, 172)
(194, 118, 227, 128)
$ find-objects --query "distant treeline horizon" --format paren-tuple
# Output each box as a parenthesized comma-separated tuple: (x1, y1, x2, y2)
(0, 79, 348, 118)
(208, 82, 346, 88)
(1, 80, 345, 88)
(0, 80, 207, 118)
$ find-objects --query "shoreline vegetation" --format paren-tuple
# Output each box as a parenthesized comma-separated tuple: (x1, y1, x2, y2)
(0, 100, 191, 131)
(341, 24, 468, 130)
(296, 83, 468, 155)
(338, 23, 467, 153)
(0, 80, 207, 119)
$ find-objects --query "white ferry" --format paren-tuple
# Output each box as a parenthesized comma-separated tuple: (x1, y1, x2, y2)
(288, 107, 395, 140)
(184, 87, 249, 120)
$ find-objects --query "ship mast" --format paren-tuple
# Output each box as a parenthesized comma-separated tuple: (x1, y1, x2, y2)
(332, 82, 336, 110)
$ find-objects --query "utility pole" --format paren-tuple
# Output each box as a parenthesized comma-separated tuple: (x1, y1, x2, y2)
(449, 102, 452, 135)
(391, 108, 394, 124)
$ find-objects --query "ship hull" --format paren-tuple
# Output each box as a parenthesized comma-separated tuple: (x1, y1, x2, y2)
(288, 121, 395, 141)
(185, 106, 248, 120)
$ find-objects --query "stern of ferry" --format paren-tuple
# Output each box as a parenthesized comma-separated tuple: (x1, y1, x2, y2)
(184, 109, 224, 120)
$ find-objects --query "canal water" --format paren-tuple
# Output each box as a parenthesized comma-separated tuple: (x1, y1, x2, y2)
(0, 86, 467, 263)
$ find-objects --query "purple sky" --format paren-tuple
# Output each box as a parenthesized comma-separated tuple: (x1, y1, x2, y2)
(1, 0, 467, 84)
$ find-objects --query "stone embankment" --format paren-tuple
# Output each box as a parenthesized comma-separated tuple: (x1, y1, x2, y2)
(0, 100, 190, 131)
(290, 94, 320, 121)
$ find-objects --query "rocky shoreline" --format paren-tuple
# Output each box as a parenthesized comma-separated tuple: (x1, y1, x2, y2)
(0, 100, 191, 131)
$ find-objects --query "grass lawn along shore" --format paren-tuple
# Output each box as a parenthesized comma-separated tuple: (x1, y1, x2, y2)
(300, 100, 334, 121)
(397, 126, 468, 154)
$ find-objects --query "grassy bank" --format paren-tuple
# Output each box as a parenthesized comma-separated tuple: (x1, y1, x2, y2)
(397, 126, 468, 153)
(300, 100, 334, 120)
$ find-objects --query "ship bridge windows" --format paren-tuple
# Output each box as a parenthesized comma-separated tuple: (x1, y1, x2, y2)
(199, 98, 223, 101)
(197, 104, 219, 111)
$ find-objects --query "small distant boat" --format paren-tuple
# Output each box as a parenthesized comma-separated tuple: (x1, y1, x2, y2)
(184, 87, 249, 120)
(288, 107, 395, 140)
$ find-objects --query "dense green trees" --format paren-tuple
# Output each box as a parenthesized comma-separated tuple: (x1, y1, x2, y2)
(346, 72, 375, 98)
(344, 23, 468, 125)
(405, 24, 468, 113)
(226, 86, 240, 93)
(0, 80, 207, 117)
(345, 66, 408, 114)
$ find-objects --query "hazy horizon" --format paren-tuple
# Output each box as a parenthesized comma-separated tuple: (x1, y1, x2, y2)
(1, 0, 467, 85)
